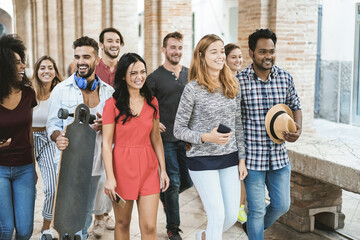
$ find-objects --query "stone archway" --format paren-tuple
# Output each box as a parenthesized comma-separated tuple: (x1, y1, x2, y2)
(0, 8, 12, 37)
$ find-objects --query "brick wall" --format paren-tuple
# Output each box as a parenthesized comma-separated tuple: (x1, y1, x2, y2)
(238, 0, 317, 131)
(144, 0, 192, 73)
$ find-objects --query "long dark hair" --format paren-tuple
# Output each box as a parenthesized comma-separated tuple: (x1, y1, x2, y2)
(0, 34, 31, 103)
(31, 55, 63, 100)
(113, 53, 157, 124)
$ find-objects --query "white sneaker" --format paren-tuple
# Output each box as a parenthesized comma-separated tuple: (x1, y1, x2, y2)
(92, 219, 105, 238)
(104, 215, 115, 230)
(195, 230, 205, 240)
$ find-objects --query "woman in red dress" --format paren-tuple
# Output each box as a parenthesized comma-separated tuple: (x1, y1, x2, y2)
(102, 53, 170, 239)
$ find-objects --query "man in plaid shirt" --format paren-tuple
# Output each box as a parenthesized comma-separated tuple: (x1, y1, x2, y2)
(237, 29, 302, 240)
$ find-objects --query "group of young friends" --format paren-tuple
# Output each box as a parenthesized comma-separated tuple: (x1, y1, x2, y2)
(0, 27, 302, 240)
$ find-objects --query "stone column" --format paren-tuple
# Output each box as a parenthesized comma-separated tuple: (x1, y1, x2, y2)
(279, 172, 345, 232)
(13, 0, 33, 68)
(13, 0, 140, 77)
(112, 1, 139, 54)
(237, 0, 317, 131)
(144, 0, 192, 73)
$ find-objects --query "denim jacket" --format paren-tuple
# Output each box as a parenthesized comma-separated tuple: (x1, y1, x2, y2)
(46, 74, 114, 175)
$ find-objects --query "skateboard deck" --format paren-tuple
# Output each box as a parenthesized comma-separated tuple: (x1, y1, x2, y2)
(52, 103, 96, 239)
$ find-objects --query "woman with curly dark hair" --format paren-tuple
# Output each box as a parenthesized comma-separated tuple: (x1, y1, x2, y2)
(102, 53, 169, 239)
(31, 55, 62, 234)
(0, 34, 37, 240)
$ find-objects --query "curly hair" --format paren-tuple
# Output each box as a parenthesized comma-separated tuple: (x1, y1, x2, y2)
(113, 53, 157, 124)
(0, 34, 31, 103)
(31, 55, 63, 100)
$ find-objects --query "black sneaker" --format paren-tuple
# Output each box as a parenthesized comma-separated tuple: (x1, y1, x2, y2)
(167, 227, 183, 240)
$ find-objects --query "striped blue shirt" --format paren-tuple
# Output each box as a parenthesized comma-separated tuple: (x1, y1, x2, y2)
(237, 64, 301, 171)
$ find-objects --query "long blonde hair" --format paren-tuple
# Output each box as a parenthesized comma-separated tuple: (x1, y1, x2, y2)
(31, 55, 62, 100)
(189, 34, 238, 99)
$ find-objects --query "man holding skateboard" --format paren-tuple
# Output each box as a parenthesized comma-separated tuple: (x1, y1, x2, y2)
(47, 36, 114, 239)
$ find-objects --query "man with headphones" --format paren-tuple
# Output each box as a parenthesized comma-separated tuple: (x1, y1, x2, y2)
(46, 36, 114, 240)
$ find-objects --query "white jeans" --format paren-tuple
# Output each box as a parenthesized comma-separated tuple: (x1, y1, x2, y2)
(189, 165, 240, 240)
(94, 173, 112, 215)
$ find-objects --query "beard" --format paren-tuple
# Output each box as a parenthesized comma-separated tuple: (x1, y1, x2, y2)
(77, 62, 96, 79)
(104, 47, 120, 59)
(165, 52, 181, 65)
(253, 57, 274, 71)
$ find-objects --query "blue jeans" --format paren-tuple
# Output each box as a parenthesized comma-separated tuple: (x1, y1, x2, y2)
(244, 164, 291, 240)
(160, 141, 193, 229)
(0, 163, 36, 240)
(189, 166, 240, 240)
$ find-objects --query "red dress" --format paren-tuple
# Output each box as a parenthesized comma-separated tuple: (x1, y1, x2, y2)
(102, 97, 160, 200)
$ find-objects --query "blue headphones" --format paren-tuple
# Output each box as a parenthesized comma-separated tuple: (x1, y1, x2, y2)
(74, 72, 100, 91)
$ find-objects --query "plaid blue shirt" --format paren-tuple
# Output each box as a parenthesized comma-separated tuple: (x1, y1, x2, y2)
(237, 64, 301, 171)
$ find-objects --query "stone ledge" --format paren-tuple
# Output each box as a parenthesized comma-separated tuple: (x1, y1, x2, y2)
(286, 133, 360, 194)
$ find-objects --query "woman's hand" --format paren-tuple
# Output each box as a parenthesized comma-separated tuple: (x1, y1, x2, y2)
(159, 122, 166, 133)
(104, 177, 117, 201)
(0, 138, 11, 148)
(239, 159, 247, 180)
(160, 170, 170, 192)
(201, 127, 233, 145)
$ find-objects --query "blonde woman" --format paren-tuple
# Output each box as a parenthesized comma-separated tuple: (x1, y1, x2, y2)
(174, 34, 247, 240)
(224, 43, 247, 224)
(31, 56, 62, 233)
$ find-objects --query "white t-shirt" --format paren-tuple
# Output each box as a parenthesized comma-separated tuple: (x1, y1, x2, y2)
(32, 98, 50, 127)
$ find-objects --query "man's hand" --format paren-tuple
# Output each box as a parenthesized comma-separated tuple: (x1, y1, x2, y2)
(56, 132, 69, 151)
(159, 122, 166, 133)
(283, 122, 301, 142)
(185, 142, 192, 151)
(92, 112, 102, 132)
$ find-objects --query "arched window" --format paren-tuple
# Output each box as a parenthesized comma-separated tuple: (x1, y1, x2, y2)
(0, 23, 8, 38)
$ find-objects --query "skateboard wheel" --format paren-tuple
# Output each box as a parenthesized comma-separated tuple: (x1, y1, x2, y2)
(58, 108, 69, 119)
(74, 234, 81, 240)
(62, 234, 71, 240)
(41, 234, 53, 240)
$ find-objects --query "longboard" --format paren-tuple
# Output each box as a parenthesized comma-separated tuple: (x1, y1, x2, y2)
(42, 104, 96, 240)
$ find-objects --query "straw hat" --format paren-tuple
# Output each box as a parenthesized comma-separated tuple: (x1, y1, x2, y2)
(265, 104, 296, 144)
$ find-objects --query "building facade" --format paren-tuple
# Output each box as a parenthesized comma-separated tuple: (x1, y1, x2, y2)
(2, 0, 320, 129)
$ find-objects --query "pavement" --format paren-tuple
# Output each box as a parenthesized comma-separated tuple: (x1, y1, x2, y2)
(28, 118, 360, 240)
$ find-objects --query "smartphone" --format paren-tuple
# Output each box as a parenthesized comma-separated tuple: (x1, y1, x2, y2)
(217, 124, 231, 133)
(115, 192, 126, 208)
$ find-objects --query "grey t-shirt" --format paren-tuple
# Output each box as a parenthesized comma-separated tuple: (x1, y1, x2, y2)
(146, 65, 188, 142)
